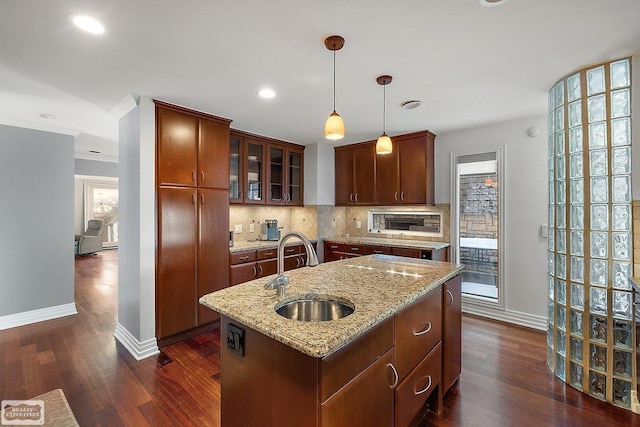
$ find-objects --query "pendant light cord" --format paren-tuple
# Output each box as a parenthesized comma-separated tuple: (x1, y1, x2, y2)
(382, 83, 386, 134)
(333, 47, 336, 112)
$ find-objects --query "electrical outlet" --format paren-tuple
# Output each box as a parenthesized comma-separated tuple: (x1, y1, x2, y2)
(540, 224, 548, 238)
(249, 223, 254, 233)
(356, 221, 362, 229)
(234, 224, 242, 234)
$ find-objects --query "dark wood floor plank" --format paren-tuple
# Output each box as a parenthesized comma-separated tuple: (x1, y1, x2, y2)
(1, 250, 639, 426)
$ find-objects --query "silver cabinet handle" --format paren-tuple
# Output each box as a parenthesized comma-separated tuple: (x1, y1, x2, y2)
(258, 264, 263, 275)
(387, 363, 399, 389)
(374, 250, 384, 254)
(200, 171, 205, 183)
(200, 193, 204, 203)
(394, 191, 398, 200)
(350, 247, 359, 252)
(191, 193, 196, 204)
(191, 171, 196, 183)
(349, 193, 354, 202)
(400, 191, 405, 200)
(355, 193, 359, 202)
(414, 375, 432, 395)
(446, 289, 454, 305)
(264, 251, 274, 256)
(239, 256, 249, 261)
(252, 266, 257, 276)
(413, 322, 432, 336)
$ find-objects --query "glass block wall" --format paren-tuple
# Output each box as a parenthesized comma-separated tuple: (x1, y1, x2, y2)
(547, 58, 634, 409)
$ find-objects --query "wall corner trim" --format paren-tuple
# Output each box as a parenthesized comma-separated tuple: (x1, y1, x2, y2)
(0, 303, 77, 330)
(114, 323, 160, 361)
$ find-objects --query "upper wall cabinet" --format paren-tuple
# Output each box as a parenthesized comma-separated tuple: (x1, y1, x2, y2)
(335, 131, 435, 207)
(335, 142, 376, 205)
(156, 102, 230, 190)
(230, 129, 305, 206)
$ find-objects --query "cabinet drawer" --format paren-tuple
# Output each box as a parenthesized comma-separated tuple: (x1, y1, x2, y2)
(320, 317, 394, 402)
(366, 245, 392, 255)
(345, 244, 366, 254)
(282, 244, 300, 256)
(257, 248, 277, 260)
(230, 250, 256, 265)
(395, 286, 442, 379)
(391, 247, 422, 258)
(395, 342, 441, 427)
(325, 241, 345, 252)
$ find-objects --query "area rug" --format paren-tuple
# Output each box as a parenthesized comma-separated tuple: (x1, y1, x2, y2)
(1, 389, 79, 427)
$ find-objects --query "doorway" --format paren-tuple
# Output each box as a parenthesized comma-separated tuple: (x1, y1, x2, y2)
(453, 150, 503, 305)
(84, 180, 119, 248)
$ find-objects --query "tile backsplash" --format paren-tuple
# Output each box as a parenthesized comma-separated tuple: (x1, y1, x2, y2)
(230, 204, 450, 244)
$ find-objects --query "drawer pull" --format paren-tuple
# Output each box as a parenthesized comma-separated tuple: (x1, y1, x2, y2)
(446, 289, 454, 305)
(413, 322, 432, 336)
(285, 248, 295, 254)
(239, 256, 249, 260)
(413, 375, 432, 395)
(387, 363, 399, 389)
(330, 245, 338, 249)
(374, 250, 384, 254)
(264, 251, 274, 256)
(350, 247, 360, 252)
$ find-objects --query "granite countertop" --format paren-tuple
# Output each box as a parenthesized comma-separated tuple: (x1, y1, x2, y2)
(324, 236, 450, 250)
(230, 239, 317, 253)
(200, 255, 463, 358)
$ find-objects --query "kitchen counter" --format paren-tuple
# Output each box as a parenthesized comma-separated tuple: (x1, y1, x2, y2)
(229, 239, 317, 253)
(200, 255, 463, 358)
(323, 236, 449, 251)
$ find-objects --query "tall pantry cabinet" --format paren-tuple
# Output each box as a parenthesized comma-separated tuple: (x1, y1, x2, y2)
(155, 100, 231, 346)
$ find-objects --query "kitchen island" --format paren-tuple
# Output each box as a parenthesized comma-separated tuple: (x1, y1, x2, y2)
(200, 255, 463, 427)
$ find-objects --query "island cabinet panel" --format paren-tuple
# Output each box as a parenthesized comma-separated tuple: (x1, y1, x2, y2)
(155, 100, 232, 344)
(220, 317, 318, 427)
(395, 342, 442, 427)
(442, 274, 462, 393)
(320, 349, 395, 427)
(394, 286, 442, 380)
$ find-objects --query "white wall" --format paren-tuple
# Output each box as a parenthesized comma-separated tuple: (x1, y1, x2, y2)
(436, 115, 549, 328)
(303, 142, 335, 206)
(115, 96, 158, 360)
(0, 125, 75, 318)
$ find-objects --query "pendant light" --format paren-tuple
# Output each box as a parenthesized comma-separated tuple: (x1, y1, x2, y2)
(376, 75, 393, 154)
(324, 35, 345, 140)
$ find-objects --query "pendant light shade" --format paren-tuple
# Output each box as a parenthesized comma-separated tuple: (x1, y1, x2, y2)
(376, 75, 393, 155)
(325, 111, 345, 140)
(324, 35, 345, 140)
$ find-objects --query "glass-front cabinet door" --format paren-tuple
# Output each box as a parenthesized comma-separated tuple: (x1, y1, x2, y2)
(229, 134, 241, 202)
(288, 148, 303, 205)
(268, 145, 285, 204)
(245, 139, 265, 203)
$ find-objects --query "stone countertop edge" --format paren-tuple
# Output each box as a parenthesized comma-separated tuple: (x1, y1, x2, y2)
(323, 236, 450, 250)
(200, 255, 464, 359)
(230, 239, 318, 253)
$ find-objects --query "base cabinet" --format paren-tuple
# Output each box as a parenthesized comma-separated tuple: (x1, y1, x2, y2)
(324, 240, 448, 263)
(219, 275, 461, 427)
(443, 274, 462, 393)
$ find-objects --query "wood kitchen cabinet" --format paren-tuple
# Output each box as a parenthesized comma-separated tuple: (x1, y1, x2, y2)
(335, 142, 376, 205)
(231, 129, 305, 206)
(335, 130, 435, 207)
(376, 131, 436, 205)
(323, 240, 448, 263)
(442, 274, 462, 394)
(155, 101, 231, 345)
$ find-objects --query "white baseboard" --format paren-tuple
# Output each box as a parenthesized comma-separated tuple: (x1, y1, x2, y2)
(114, 323, 159, 361)
(462, 303, 547, 331)
(0, 303, 77, 330)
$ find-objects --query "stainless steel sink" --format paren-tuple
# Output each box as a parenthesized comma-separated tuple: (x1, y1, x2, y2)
(275, 297, 354, 321)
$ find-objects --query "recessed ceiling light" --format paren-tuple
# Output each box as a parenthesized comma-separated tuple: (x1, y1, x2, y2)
(67, 13, 105, 34)
(258, 88, 276, 99)
(479, 0, 509, 6)
(39, 113, 56, 119)
(401, 100, 422, 110)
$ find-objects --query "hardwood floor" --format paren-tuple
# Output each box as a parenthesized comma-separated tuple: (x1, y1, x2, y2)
(1, 249, 639, 426)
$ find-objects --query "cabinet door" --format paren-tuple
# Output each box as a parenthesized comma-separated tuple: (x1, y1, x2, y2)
(156, 107, 197, 187)
(198, 118, 230, 189)
(288, 147, 304, 205)
(245, 139, 266, 204)
(257, 258, 277, 277)
(230, 262, 258, 286)
(321, 349, 394, 427)
(375, 140, 400, 205)
(334, 148, 354, 206)
(399, 135, 429, 204)
(197, 189, 229, 325)
(353, 143, 376, 204)
(267, 144, 286, 204)
(157, 187, 197, 338)
(229, 133, 242, 203)
(442, 275, 462, 392)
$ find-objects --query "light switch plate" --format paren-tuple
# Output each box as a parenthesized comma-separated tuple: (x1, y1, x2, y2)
(249, 223, 254, 233)
(234, 224, 242, 233)
(356, 221, 362, 229)
(540, 224, 548, 238)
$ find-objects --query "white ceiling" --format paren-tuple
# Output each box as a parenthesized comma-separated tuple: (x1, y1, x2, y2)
(1, 0, 639, 162)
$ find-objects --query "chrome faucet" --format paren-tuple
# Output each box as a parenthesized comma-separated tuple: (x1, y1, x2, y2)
(264, 231, 319, 297)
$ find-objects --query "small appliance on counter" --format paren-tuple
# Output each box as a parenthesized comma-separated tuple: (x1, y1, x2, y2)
(260, 219, 281, 241)
(229, 230, 234, 247)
